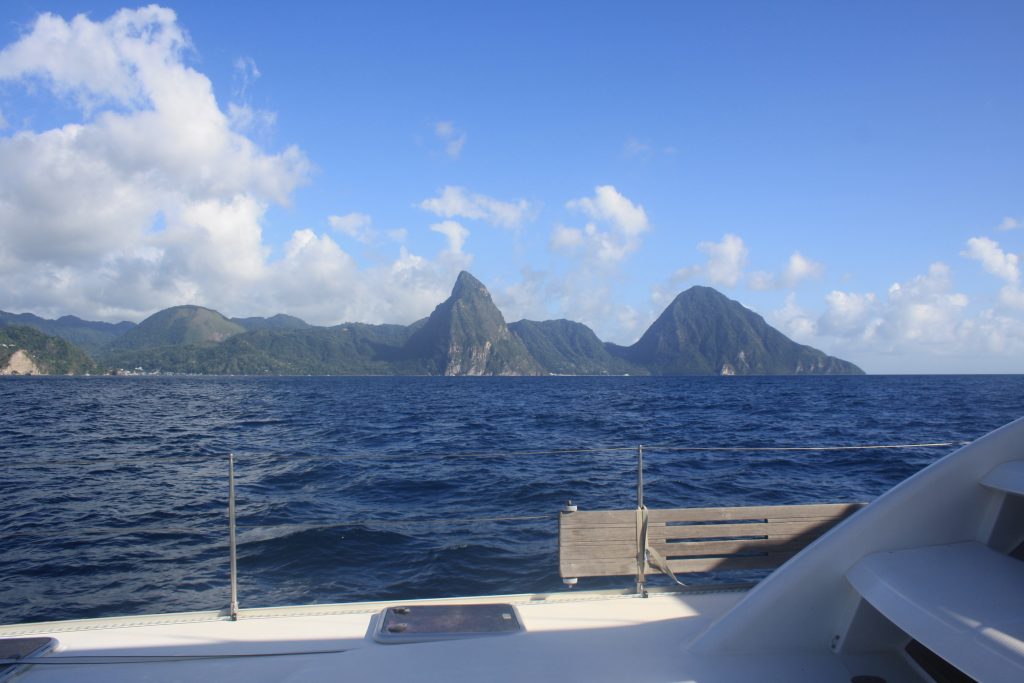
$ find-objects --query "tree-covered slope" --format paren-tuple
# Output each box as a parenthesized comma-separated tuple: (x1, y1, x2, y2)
(0, 310, 134, 355)
(509, 319, 644, 375)
(105, 305, 245, 352)
(608, 286, 863, 375)
(0, 325, 99, 375)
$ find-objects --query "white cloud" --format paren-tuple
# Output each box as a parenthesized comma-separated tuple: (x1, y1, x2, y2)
(553, 186, 650, 265)
(819, 291, 882, 339)
(997, 216, 1020, 231)
(749, 251, 823, 291)
(419, 186, 533, 229)
(0, 7, 470, 327)
(507, 186, 653, 341)
(783, 251, 824, 286)
(999, 285, 1024, 310)
(813, 263, 968, 347)
(434, 120, 466, 159)
(566, 185, 649, 237)
(698, 234, 748, 287)
(430, 220, 469, 254)
(773, 293, 817, 339)
(0, 107, 7, 129)
(550, 225, 584, 250)
(962, 236, 1019, 283)
(233, 56, 260, 98)
(328, 212, 375, 243)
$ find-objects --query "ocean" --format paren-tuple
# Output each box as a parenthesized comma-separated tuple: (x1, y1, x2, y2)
(1, 374, 1021, 625)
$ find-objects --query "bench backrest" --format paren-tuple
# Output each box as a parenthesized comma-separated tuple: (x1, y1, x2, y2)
(559, 502, 865, 581)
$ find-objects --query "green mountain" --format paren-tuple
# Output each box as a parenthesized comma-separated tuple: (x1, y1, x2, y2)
(402, 271, 542, 375)
(230, 314, 311, 331)
(508, 319, 643, 375)
(0, 325, 99, 375)
(107, 305, 245, 352)
(607, 286, 863, 375)
(6, 273, 863, 376)
(125, 325, 410, 375)
(0, 310, 134, 355)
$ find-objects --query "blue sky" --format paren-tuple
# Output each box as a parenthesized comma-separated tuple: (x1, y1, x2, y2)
(0, 2, 1022, 373)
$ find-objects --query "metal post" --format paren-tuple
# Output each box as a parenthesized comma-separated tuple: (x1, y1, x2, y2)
(636, 444, 646, 596)
(228, 452, 239, 621)
(637, 444, 644, 509)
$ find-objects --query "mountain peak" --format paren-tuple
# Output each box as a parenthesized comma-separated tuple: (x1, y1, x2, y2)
(451, 270, 487, 298)
(611, 285, 863, 375)
(403, 272, 541, 375)
(107, 305, 244, 351)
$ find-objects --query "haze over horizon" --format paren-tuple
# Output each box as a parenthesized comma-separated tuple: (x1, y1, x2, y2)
(0, 2, 1021, 373)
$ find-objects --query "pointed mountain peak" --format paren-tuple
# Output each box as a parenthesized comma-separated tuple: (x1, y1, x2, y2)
(402, 271, 541, 375)
(451, 270, 488, 298)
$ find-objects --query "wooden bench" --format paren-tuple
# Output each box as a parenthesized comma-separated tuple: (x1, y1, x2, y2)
(559, 502, 865, 587)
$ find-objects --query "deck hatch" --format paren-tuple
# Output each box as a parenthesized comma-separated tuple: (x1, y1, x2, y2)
(373, 604, 524, 644)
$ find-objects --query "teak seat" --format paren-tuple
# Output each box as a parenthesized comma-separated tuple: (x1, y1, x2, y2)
(559, 502, 865, 586)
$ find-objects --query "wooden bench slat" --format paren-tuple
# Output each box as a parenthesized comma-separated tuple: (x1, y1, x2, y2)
(560, 542, 637, 561)
(647, 518, 845, 541)
(557, 528, 634, 540)
(646, 503, 862, 524)
(560, 558, 637, 577)
(559, 510, 636, 527)
(649, 538, 808, 557)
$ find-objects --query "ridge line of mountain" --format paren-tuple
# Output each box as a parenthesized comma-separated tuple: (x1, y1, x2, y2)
(0, 271, 864, 376)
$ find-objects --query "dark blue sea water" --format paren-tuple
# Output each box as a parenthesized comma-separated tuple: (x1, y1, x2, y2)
(1, 375, 1022, 625)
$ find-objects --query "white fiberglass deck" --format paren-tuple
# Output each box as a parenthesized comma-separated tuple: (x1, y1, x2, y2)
(0, 588, 910, 682)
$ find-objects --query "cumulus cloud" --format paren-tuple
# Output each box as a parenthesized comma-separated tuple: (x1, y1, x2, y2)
(673, 234, 747, 287)
(750, 251, 825, 290)
(419, 186, 533, 229)
(791, 263, 970, 354)
(773, 293, 817, 339)
(0, 7, 466, 326)
(566, 185, 649, 237)
(762, 262, 1024, 372)
(997, 216, 1021, 231)
(434, 120, 466, 159)
(962, 236, 1019, 283)
(328, 212, 375, 243)
(552, 186, 650, 264)
(493, 265, 645, 344)
(501, 186, 652, 342)
(430, 220, 469, 255)
(961, 236, 1024, 309)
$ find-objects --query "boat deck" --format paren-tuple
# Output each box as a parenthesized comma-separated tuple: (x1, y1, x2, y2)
(0, 587, 915, 682)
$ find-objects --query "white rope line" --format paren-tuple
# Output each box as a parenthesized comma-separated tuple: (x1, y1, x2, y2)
(3, 440, 967, 468)
(6, 514, 559, 538)
(647, 441, 969, 452)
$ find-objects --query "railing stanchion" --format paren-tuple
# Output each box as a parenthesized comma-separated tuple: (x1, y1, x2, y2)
(636, 444, 647, 596)
(228, 452, 239, 621)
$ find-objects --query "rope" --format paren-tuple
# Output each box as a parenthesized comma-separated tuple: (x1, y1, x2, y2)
(0, 648, 351, 665)
(5, 514, 559, 538)
(645, 441, 969, 453)
(235, 514, 556, 529)
(1, 440, 967, 468)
